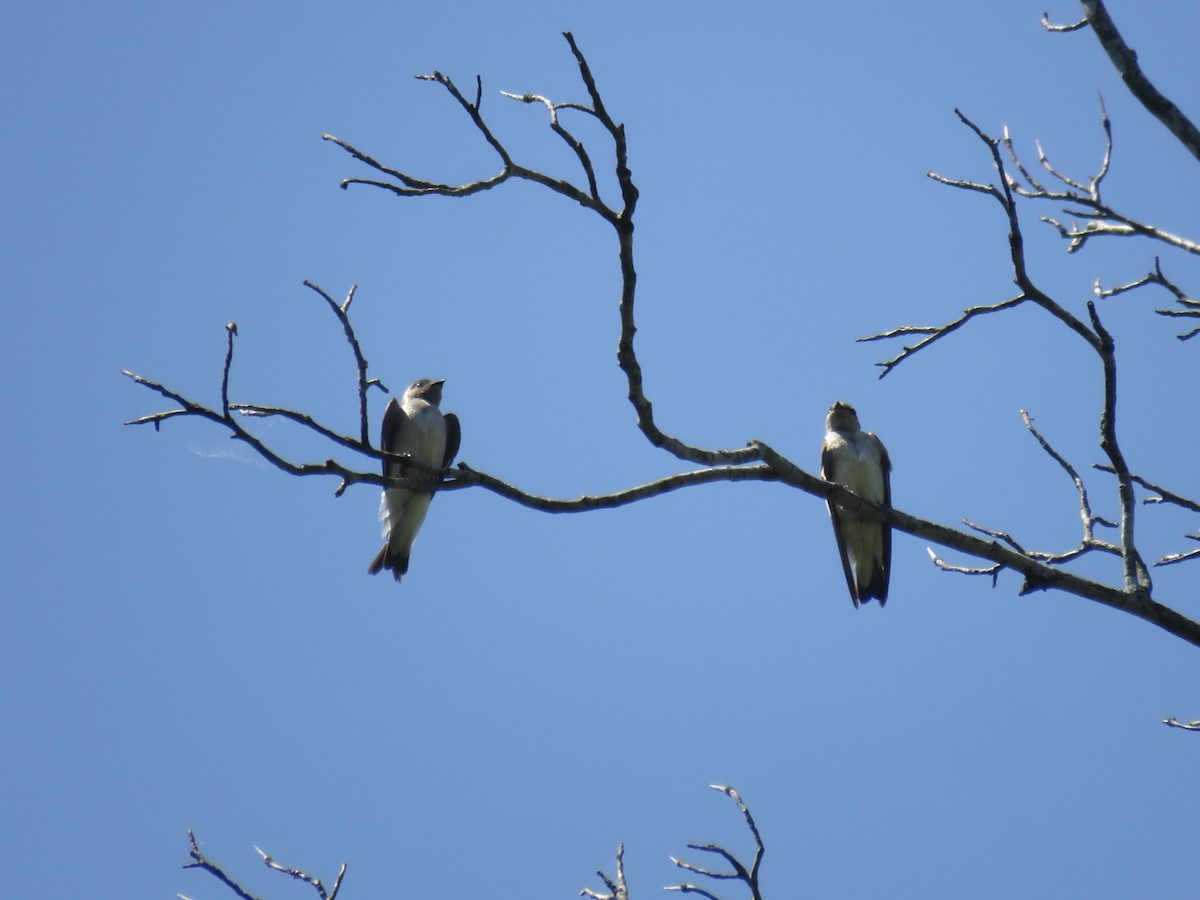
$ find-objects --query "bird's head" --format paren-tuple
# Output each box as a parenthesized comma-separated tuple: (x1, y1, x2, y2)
(826, 401, 860, 432)
(405, 378, 446, 406)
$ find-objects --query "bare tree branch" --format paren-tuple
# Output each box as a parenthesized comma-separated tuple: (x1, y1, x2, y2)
(1040, 11, 1089, 33)
(1091, 464, 1200, 568)
(128, 31, 1200, 653)
(256, 845, 346, 900)
(324, 33, 756, 468)
(447, 462, 779, 511)
(873, 107, 1159, 601)
(581, 843, 628, 900)
(302, 280, 385, 445)
(1020, 412, 1110, 533)
(1050, 0, 1200, 163)
(997, 101, 1199, 257)
(754, 441, 1200, 646)
(667, 785, 764, 900)
(181, 830, 259, 900)
(1085, 300, 1149, 593)
(181, 831, 345, 900)
(910, 110, 1105, 363)
(1094, 259, 1200, 341)
(927, 545, 1001, 583)
(1157, 545, 1200, 569)
(124, 310, 1200, 645)
(857, 294, 1024, 377)
(124, 343, 783, 508)
(1105, 469, 1200, 515)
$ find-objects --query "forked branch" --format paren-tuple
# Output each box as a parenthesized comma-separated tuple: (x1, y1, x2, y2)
(1044, 0, 1200, 163)
(181, 830, 346, 900)
(127, 31, 1200, 649)
(667, 785, 765, 900)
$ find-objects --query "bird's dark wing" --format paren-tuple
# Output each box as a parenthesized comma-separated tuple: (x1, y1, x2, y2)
(442, 413, 461, 469)
(380, 398, 406, 478)
(822, 444, 861, 608)
(877, 435, 892, 606)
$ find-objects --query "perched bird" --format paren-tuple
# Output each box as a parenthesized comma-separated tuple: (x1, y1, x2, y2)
(367, 378, 461, 583)
(820, 401, 892, 607)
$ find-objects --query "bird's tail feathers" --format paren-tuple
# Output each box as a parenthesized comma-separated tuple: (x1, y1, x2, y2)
(859, 567, 888, 606)
(367, 543, 407, 583)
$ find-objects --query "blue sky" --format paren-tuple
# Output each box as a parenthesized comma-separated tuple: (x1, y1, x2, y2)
(5, 2, 1200, 897)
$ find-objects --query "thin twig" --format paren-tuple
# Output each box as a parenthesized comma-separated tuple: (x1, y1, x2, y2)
(1094, 259, 1200, 341)
(859, 295, 1025, 377)
(1041, 11, 1089, 32)
(1002, 97, 1198, 256)
(927, 546, 1001, 583)
(1093, 465, 1200, 514)
(1021, 410, 1097, 543)
(302, 280, 385, 445)
(221, 323, 236, 417)
(1157, 547, 1200, 568)
(1162, 718, 1200, 731)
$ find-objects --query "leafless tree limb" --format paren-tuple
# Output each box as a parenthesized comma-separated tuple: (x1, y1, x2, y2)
(446, 462, 780, 511)
(754, 441, 1200, 644)
(875, 109, 1155, 597)
(1089, 300, 1150, 593)
(324, 33, 754, 468)
(122, 356, 357, 486)
(181, 831, 346, 900)
(1155, 308, 1200, 342)
(1040, 11, 1089, 33)
(1093, 465, 1200, 515)
(1095, 255, 1189, 298)
(302, 280, 385, 445)
(962, 519, 1030, 554)
(1157, 545, 1200, 568)
(667, 785, 764, 900)
(1019, 409, 1133, 569)
(920, 111, 1105, 352)
(256, 845, 346, 900)
(129, 307, 1200, 640)
(580, 843, 628, 900)
(1090, 464, 1200, 568)
(1094, 259, 1200, 342)
(129, 31, 1200, 652)
(124, 337, 784, 507)
(1044, 0, 1200, 163)
(124, 301, 1200, 645)
(857, 295, 1025, 377)
(180, 831, 257, 900)
(1162, 718, 1200, 732)
(927, 546, 1001, 583)
(997, 101, 1199, 257)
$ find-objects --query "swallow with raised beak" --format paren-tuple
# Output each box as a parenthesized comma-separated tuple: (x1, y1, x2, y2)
(367, 378, 461, 583)
(821, 401, 891, 607)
